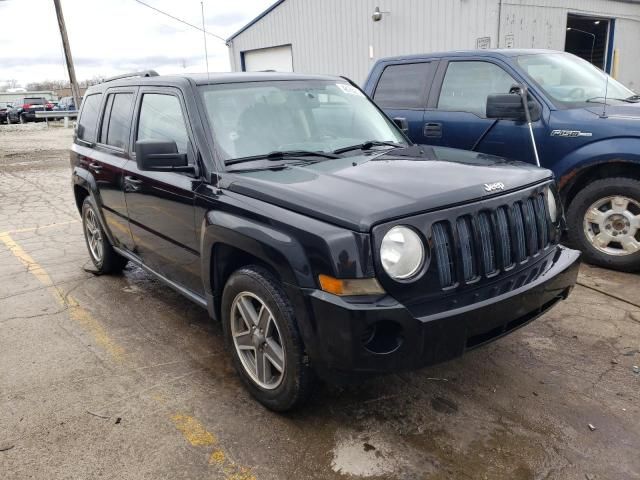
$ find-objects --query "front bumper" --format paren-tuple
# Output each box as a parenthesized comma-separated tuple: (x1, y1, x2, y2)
(292, 245, 580, 380)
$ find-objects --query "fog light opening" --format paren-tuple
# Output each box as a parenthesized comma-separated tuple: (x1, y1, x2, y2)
(362, 320, 403, 355)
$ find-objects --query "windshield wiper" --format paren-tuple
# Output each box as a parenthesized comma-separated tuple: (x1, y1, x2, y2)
(332, 141, 404, 155)
(225, 150, 339, 166)
(586, 96, 638, 104)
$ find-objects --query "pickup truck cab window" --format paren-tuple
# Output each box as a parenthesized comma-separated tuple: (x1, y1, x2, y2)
(437, 61, 517, 117)
(137, 93, 189, 154)
(373, 63, 433, 109)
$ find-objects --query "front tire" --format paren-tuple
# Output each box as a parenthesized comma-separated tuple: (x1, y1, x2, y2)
(81, 196, 128, 274)
(221, 266, 315, 411)
(567, 177, 640, 272)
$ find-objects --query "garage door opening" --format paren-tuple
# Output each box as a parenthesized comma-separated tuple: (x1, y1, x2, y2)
(241, 45, 293, 72)
(565, 14, 613, 72)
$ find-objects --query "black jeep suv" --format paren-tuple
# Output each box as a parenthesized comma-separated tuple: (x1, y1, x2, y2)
(71, 71, 580, 411)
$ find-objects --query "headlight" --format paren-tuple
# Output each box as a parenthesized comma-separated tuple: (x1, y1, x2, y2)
(546, 188, 558, 223)
(380, 226, 425, 280)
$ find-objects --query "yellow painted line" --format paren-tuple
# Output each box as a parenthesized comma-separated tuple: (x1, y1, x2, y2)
(170, 413, 256, 480)
(0, 232, 124, 361)
(0, 219, 79, 236)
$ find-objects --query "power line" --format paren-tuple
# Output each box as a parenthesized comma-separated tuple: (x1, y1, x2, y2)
(131, 0, 226, 42)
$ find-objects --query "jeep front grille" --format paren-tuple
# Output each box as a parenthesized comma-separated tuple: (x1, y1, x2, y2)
(432, 192, 552, 288)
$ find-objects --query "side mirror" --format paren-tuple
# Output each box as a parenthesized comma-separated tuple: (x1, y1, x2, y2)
(486, 93, 525, 121)
(135, 139, 192, 172)
(392, 117, 409, 134)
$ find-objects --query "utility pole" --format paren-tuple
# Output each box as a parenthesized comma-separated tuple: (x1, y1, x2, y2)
(53, 0, 81, 109)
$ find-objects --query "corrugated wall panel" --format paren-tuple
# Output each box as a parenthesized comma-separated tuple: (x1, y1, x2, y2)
(228, 0, 640, 86)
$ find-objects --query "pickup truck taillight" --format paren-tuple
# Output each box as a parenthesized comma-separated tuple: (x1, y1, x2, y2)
(45, 103, 53, 110)
(22, 103, 31, 110)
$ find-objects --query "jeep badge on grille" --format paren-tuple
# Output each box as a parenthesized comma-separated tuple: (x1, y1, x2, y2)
(484, 182, 505, 192)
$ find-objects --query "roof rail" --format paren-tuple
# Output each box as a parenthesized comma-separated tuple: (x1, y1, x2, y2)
(102, 70, 159, 83)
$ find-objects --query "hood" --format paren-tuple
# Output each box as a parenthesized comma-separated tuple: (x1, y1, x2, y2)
(585, 102, 640, 120)
(227, 145, 552, 232)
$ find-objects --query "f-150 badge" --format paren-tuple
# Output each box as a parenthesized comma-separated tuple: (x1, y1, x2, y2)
(550, 129, 592, 137)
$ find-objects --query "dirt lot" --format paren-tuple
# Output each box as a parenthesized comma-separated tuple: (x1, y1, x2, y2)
(1, 123, 639, 480)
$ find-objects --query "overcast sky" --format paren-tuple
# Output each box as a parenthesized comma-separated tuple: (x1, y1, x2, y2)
(0, 0, 275, 86)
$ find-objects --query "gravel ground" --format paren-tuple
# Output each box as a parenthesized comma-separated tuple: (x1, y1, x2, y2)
(1, 124, 639, 480)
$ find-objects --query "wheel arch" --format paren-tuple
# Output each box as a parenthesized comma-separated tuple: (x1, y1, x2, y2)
(200, 210, 316, 321)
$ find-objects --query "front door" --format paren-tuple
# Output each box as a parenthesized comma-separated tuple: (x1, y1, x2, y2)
(122, 88, 202, 295)
(424, 59, 539, 164)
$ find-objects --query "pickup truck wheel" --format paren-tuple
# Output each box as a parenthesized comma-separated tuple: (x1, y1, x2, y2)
(222, 266, 315, 411)
(81, 197, 128, 274)
(19, 114, 26, 124)
(567, 177, 640, 272)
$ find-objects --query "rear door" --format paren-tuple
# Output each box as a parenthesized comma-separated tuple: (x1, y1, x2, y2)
(370, 61, 437, 143)
(423, 58, 537, 162)
(78, 90, 135, 250)
(122, 87, 202, 294)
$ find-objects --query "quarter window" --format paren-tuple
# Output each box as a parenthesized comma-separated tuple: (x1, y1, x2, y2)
(101, 93, 134, 149)
(373, 63, 433, 109)
(437, 61, 516, 117)
(77, 94, 102, 142)
(137, 94, 189, 153)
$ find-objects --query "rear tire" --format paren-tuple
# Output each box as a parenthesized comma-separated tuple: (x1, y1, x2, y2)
(567, 177, 640, 272)
(19, 114, 26, 124)
(81, 196, 128, 274)
(221, 266, 315, 411)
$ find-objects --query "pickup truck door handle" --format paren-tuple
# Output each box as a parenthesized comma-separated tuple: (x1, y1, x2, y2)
(424, 122, 442, 138)
(124, 175, 143, 192)
(89, 162, 102, 172)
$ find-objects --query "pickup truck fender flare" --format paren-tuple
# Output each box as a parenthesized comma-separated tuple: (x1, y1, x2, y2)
(553, 137, 640, 191)
(72, 166, 117, 245)
(200, 210, 315, 302)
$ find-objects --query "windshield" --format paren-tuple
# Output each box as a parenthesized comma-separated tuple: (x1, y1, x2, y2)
(516, 53, 635, 107)
(199, 80, 407, 162)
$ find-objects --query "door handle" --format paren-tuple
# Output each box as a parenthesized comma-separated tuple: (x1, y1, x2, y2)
(124, 175, 143, 192)
(424, 122, 442, 138)
(89, 162, 102, 172)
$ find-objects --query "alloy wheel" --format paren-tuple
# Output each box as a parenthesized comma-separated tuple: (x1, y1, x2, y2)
(84, 207, 104, 263)
(583, 195, 640, 256)
(230, 291, 286, 390)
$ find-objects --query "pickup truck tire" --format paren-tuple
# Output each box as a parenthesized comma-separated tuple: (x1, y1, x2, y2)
(81, 197, 128, 274)
(567, 177, 640, 272)
(19, 114, 26, 124)
(221, 266, 315, 411)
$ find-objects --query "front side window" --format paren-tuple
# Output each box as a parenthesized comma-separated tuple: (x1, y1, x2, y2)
(200, 80, 406, 161)
(516, 52, 636, 107)
(373, 62, 433, 108)
(77, 94, 102, 142)
(137, 94, 189, 153)
(101, 93, 133, 149)
(437, 61, 517, 117)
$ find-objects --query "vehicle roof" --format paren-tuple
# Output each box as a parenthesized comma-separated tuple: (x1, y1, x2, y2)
(84, 72, 344, 94)
(375, 48, 563, 63)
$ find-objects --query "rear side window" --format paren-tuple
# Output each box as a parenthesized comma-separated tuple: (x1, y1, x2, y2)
(136, 94, 189, 153)
(373, 62, 433, 108)
(101, 93, 134, 149)
(77, 94, 102, 142)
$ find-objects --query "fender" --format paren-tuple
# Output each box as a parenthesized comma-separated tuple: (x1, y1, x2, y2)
(200, 209, 314, 316)
(553, 137, 640, 190)
(72, 166, 118, 246)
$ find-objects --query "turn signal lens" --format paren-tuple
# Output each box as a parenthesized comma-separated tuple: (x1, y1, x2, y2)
(318, 274, 385, 296)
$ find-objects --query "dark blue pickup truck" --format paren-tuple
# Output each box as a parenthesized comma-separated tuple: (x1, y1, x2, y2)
(364, 49, 640, 272)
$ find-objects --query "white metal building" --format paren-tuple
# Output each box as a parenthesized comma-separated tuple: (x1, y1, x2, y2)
(226, 0, 640, 89)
